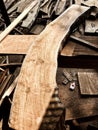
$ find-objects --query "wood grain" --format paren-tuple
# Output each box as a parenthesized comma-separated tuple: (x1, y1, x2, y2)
(9, 5, 90, 130)
(0, 35, 36, 54)
(78, 72, 98, 95)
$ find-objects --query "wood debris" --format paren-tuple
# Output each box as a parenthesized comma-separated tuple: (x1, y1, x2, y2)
(9, 5, 90, 130)
(0, 0, 98, 130)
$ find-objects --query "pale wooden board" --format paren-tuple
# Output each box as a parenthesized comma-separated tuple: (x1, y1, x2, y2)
(9, 5, 90, 130)
(0, 35, 36, 54)
(78, 72, 98, 95)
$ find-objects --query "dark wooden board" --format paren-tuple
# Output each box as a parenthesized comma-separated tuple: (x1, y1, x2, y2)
(61, 32, 98, 56)
(78, 72, 98, 95)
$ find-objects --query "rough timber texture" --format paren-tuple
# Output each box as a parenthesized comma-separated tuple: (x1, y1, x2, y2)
(78, 72, 98, 95)
(9, 5, 90, 130)
(0, 35, 36, 54)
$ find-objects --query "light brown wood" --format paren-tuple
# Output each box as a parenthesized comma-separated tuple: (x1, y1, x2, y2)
(0, 1, 37, 42)
(9, 5, 90, 130)
(0, 35, 36, 54)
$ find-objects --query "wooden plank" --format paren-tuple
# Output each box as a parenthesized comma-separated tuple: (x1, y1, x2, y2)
(73, 33, 98, 56)
(9, 5, 90, 130)
(81, 0, 98, 8)
(61, 41, 75, 56)
(74, 0, 81, 5)
(21, 1, 40, 29)
(0, 35, 36, 54)
(61, 32, 98, 56)
(78, 72, 98, 95)
(0, 1, 37, 42)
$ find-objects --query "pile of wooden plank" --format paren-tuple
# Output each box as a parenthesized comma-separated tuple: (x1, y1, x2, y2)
(0, 0, 72, 34)
(0, 0, 98, 130)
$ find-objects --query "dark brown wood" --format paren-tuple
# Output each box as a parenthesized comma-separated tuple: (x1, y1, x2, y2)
(61, 32, 98, 56)
(70, 35, 98, 50)
(0, 0, 11, 26)
(0, 75, 12, 99)
(78, 72, 98, 95)
(0, 69, 8, 84)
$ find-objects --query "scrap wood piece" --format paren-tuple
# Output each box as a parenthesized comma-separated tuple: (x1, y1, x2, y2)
(40, 0, 57, 17)
(78, 72, 98, 95)
(53, 0, 67, 15)
(9, 5, 91, 130)
(85, 19, 98, 34)
(81, 0, 98, 8)
(75, 0, 98, 8)
(17, 0, 33, 13)
(0, 69, 9, 84)
(70, 35, 98, 50)
(0, 1, 37, 43)
(7, 1, 22, 14)
(61, 41, 75, 56)
(21, 0, 41, 29)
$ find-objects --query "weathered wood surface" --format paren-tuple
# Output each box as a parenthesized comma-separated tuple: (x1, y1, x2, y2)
(0, 1, 37, 42)
(78, 72, 98, 95)
(0, 35, 36, 54)
(81, 0, 98, 8)
(58, 68, 98, 120)
(85, 19, 98, 34)
(9, 5, 90, 130)
(21, 0, 41, 29)
(61, 32, 98, 56)
(75, 0, 98, 8)
(61, 41, 75, 56)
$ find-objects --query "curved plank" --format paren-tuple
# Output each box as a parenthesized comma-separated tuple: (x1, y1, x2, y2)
(9, 5, 90, 130)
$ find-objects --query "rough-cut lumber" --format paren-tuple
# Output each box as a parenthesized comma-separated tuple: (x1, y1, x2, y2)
(85, 19, 98, 34)
(21, 0, 41, 29)
(0, 35, 36, 54)
(78, 72, 98, 95)
(9, 5, 91, 130)
(0, 1, 37, 43)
